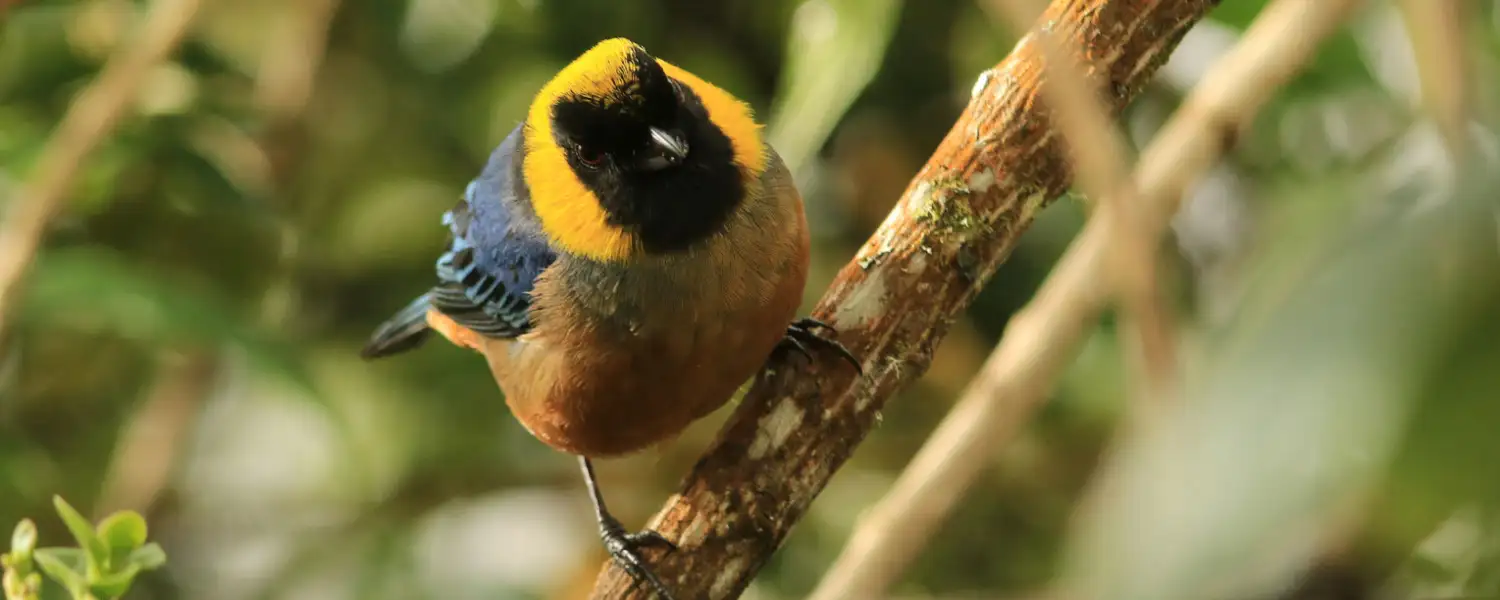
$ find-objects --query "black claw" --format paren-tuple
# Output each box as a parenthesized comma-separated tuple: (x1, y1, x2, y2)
(599, 517, 678, 600)
(582, 458, 677, 599)
(778, 317, 863, 375)
(780, 334, 814, 362)
(792, 316, 837, 332)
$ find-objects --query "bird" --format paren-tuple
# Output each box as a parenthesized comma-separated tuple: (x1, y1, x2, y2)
(361, 37, 861, 599)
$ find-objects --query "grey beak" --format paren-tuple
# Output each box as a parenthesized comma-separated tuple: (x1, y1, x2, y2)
(641, 127, 689, 171)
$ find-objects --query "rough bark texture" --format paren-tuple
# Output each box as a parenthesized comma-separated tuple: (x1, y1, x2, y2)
(590, 0, 1220, 597)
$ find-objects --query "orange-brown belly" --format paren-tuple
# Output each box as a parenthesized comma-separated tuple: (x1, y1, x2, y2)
(425, 254, 807, 457)
(481, 288, 800, 457)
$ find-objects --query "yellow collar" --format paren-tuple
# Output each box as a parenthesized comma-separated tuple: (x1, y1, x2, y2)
(520, 39, 766, 262)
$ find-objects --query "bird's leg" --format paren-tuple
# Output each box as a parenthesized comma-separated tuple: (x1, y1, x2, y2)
(777, 317, 863, 374)
(579, 457, 678, 600)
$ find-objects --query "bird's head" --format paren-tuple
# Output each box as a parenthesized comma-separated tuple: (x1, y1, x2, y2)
(522, 38, 767, 262)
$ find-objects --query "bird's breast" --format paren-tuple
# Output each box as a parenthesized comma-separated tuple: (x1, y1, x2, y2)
(481, 165, 810, 457)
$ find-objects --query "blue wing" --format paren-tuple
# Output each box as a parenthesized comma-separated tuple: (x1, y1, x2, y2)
(429, 126, 555, 339)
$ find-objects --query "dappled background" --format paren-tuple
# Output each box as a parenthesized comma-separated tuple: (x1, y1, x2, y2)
(2, 0, 1500, 599)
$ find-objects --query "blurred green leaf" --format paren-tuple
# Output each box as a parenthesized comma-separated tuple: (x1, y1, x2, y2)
(50, 498, 105, 577)
(398, 0, 497, 73)
(93, 512, 146, 572)
(8, 520, 36, 561)
(766, 0, 902, 172)
(30, 549, 85, 596)
(68, 142, 131, 217)
(20, 247, 321, 399)
(86, 564, 139, 600)
(2, 519, 39, 600)
(2, 569, 42, 600)
(1356, 282, 1500, 598)
(0, 3, 86, 96)
(1059, 169, 1500, 600)
(1204, 2, 1372, 94)
(126, 545, 165, 572)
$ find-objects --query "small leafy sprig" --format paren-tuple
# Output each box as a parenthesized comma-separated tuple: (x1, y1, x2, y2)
(1, 497, 167, 600)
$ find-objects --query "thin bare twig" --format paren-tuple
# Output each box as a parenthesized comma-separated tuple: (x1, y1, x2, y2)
(95, 351, 220, 515)
(587, 0, 1220, 598)
(1263, 4, 1474, 598)
(93, 0, 340, 519)
(254, 0, 340, 122)
(216, 0, 343, 320)
(1397, 0, 1469, 158)
(255, 0, 342, 328)
(0, 0, 202, 347)
(986, 0, 1178, 402)
(808, 1, 1365, 598)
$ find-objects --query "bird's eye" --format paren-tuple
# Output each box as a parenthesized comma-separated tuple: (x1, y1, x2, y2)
(577, 150, 604, 168)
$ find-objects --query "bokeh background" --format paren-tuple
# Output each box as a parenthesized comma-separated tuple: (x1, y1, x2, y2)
(3, 0, 1500, 599)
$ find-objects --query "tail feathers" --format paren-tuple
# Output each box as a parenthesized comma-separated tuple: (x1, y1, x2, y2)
(362, 293, 434, 359)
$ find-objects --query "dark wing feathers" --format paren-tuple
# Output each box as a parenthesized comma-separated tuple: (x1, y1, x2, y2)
(361, 292, 434, 358)
(364, 125, 549, 358)
(431, 234, 529, 336)
(427, 176, 554, 339)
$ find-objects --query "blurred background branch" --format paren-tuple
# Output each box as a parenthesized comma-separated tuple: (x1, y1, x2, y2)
(984, 0, 1177, 407)
(1396, 0, 1469, 159)
(1056, 106, 1500, 600)
(90, 0, 343, 526)
(95, 351, 220, 516)
(809, 1, 1365, 598)
(0, 0, 202, 352)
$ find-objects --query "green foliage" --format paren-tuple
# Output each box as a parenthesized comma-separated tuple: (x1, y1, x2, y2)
(1, 498, 166, 600)
(2, 0, 1499, 599)
(2, 520, 41, 600)
(766, 0, 903, 172)
(1061, 165, 1500, 600)
(19, 247, 319, 396)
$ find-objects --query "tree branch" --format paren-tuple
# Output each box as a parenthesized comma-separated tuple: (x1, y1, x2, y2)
(984, 0, 1178, 404)
(1397, 0, 1469, 158)
(0, 0, 202, 350)
(93, 0, 341, 521)
(95, 351, 221, 516)
(810, 1, 1365, 598)
(587, 0, 1219, 597)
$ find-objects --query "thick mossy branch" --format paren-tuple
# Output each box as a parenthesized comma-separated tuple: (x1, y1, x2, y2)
(589, 0, 1221, 598)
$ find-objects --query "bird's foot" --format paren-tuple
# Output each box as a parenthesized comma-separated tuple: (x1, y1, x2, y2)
(778, 317, 863, 374)
(599, 514, 678, 600)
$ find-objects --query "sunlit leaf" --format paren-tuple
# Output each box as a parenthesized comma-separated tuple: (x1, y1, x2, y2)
(51, 497, 106, 575)
(399, 0, 497, 73)
(31, 548, 85, 595)
(87, 563, 140, 599)
(94, 511, 147, 573)
(766, 0, 902, 173)
(126, 544, 166, 572)
(94, 513, 146, 554)
(8, 519, 35, 558)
